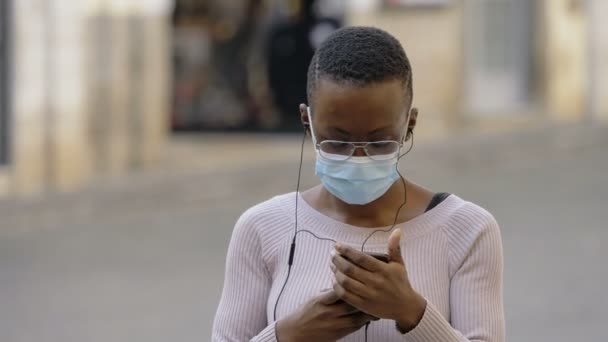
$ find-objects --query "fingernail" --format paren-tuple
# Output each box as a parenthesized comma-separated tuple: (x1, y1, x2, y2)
(330, 249, 336, 258)
(335, 243, 342, 252)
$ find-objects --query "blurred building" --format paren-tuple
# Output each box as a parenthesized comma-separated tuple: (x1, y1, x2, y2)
(0, 0, 10, 187)
(1, 0, 607, 197)
(171, 0, 344, 131)
(172, 0, 250, 130)
(0, 0, 172, 197)
(172, 0, 608, 133)
(348, 0, 608, 128)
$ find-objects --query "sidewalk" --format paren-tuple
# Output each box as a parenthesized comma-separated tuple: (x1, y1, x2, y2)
(1, 120, 607, 342)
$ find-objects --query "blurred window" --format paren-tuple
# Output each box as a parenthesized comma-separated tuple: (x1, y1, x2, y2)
(0, 0, 11, 165)
(383, 0, 450, 7)
(465, 0, 534, 113)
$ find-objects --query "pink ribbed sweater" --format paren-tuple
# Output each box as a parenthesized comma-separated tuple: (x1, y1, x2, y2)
(212, 192, 505, 341)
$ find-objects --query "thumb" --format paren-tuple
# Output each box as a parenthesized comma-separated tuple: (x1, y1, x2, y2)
(388, 229, 405, 265)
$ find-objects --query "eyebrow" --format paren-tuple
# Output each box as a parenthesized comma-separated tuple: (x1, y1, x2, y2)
(328, 126, 394, 139)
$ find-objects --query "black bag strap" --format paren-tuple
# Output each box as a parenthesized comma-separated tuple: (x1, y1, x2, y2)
(425, 192, 451, 212)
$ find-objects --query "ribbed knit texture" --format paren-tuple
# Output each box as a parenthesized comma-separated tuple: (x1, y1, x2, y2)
(212, 192, 504, 341)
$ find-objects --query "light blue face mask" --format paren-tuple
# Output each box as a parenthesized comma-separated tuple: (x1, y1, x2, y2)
(307, 107, 404, 205)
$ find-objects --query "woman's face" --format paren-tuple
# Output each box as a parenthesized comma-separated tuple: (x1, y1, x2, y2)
(301, 78, 415, 155)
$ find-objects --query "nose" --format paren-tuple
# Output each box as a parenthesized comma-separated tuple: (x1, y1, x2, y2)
(352, 146, 367, 157)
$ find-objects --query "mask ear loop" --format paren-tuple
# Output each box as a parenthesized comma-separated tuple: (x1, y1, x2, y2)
(359, 126, 414, 252)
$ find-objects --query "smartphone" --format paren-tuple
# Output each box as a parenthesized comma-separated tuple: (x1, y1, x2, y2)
(333, 252, 389, 311)
(365, 252, 389, 263)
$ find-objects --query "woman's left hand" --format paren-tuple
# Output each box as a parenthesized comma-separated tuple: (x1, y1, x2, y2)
(330, 229, 427, 333)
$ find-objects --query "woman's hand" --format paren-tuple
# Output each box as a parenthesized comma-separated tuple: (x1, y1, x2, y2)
(330, 229, 427, 333)
(276, 288, 378, 342)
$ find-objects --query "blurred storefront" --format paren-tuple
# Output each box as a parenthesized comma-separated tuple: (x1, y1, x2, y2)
(0, 0, 11, 174)
(349, 0, 608, 126)
(0, 0, 172, 197)
(171, 0, 608, 134)
(1, 0, 606, 197)
(587, 0, 608, 121)
(171, 0, 343, 131)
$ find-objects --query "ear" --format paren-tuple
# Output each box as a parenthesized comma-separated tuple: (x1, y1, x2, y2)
(300, 103, 310, 134)
(406, 107, 418, 141)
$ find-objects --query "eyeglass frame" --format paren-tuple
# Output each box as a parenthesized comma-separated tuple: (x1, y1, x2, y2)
(314, 140, 403, 161)
(306, 106, 410, 161)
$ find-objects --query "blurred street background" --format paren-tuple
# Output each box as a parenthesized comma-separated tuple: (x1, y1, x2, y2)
(1, 0, 607, 341)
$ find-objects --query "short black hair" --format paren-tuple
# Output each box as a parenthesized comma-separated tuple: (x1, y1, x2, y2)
(307, 26, 413, 104)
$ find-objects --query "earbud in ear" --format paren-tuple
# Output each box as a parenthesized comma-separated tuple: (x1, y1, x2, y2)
(302, 122, 311, 135)
(405, 128, 414, 142)
(303, 106, 312, 135)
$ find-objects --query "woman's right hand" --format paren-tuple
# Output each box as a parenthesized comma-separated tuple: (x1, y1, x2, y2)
(275, 289, 378, 342)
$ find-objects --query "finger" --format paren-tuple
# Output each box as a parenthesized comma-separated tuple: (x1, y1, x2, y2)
(359, 313, 381, 322)
(332, 252, 370, 284)
(388, 229, 405, 265)
(339, 312, 375, 329)
(334, 244, 383, 273)
(317, 288, 341, 305)
(334, 269, 369, 299)
(333, 281, 365, 310)
(331, 301, 360, 316)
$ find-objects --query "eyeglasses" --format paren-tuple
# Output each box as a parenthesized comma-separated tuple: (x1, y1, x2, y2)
(316, 140, 401, 161)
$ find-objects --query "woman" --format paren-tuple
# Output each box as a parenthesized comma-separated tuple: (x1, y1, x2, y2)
(212, 27, 504, 341)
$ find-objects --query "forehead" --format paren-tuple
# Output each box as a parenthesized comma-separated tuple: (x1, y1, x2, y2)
(311, 79, 410, 135)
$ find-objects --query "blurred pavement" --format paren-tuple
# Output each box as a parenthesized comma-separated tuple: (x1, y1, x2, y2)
(1, 122, 608, 342)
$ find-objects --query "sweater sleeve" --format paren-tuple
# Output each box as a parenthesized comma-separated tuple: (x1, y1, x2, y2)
(403, 209, 505, 342)
(212, 209, 278, 342)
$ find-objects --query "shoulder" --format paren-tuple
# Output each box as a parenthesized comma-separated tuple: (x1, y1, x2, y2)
(438, 196, 502, 271)
(233, 192, 296, 241)
(441, 196, 500, 236)
(237, 192, 294, 224)
(229, 193, 296, 266)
